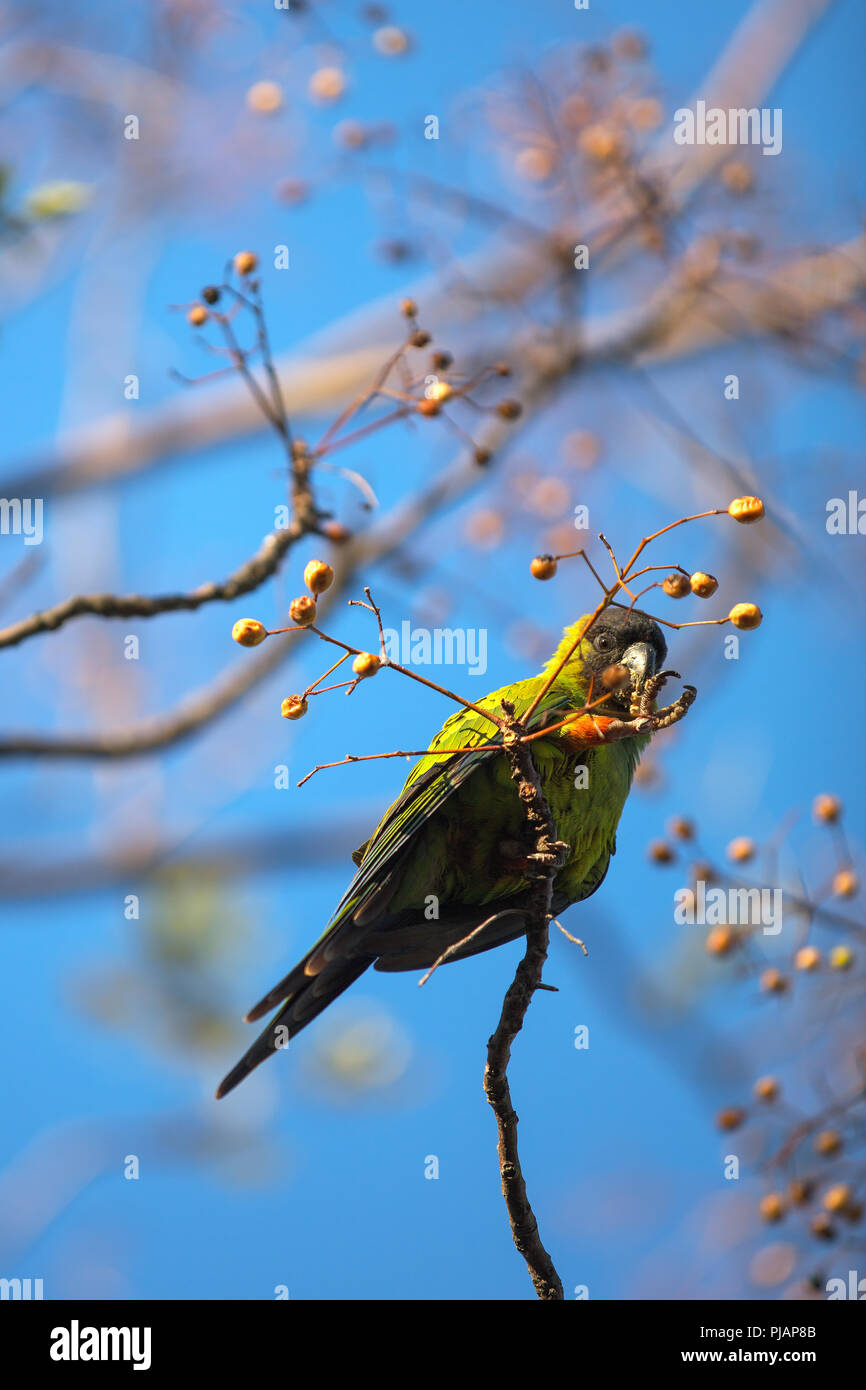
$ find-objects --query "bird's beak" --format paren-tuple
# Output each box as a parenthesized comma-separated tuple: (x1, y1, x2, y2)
(621, 642, 656, 686)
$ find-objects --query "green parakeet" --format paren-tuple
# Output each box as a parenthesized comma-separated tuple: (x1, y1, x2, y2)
(216, 606, 668, 1097)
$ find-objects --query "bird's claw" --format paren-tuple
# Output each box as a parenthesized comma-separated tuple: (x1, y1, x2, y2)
(526, 839, 570, 875)
(631, 679, 697, 733)
(625, 666, 697, 731)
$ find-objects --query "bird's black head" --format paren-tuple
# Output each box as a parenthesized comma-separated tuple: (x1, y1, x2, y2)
(572, 606, 668, 714)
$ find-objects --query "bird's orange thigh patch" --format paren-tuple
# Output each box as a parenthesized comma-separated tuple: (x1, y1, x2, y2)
(559, 713, 620, 750)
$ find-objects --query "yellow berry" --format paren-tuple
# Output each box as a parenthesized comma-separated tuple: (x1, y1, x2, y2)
(813, 793, 842, 824)
(400, 298, 418, 318)
(281, 695, 308, 721)
(727, 836, 755, 863)
(810, 1213, 835, 1239)
(754, 1076, 780, 1102)
(690, 571, 718, 598)
(373, 25, 409, 56)
(823, 1184, 852, 1214)
(308, 66, 346, 103)
(706, 926, 736, 956)
(601, 663, 630, 690)
(668, 816, 695, 841)
(352, 652, 381, 679)
(832, 869, 858, 899)
(716, 1106, 745, 1131)
(728, 496, 764, 523)
(662, 573, 690, 598)
(514, 146, 556, 182)
(303, 560, 334, 596)
(530, 555, 557, 581)
(233, 250, 258, 277)
(760, 968, 788, 994)
(188, 304, 208, 327)
(648, 840, 674, 864)
(232, 618, 267, 647)
(246, 80, 284, 114)
(289, 595, 317, 627)
(830, 944, 854, 971)
(794, 945, 821, 971)
(759, 1193, 785, 1223)
(814, 1129, 842, 1157)
(579, 122, 623, 162)
(729, 602, 762, 630)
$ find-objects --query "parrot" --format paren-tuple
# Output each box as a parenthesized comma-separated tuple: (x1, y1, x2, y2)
(216, 605, 677, 1098)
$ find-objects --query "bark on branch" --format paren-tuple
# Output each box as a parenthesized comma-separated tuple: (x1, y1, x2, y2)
(481, 698, 569, 1300)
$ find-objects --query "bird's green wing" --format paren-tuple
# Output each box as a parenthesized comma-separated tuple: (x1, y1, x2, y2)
(333, 676, 572, 923)
(244, 676, 572, 1021)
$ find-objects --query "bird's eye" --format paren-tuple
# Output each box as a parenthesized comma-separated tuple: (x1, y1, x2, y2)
(593, 632, 615, 654)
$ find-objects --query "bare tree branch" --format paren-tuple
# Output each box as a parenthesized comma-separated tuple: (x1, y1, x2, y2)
(482, 698, 569, 1299)
(0, 523, 304, 650)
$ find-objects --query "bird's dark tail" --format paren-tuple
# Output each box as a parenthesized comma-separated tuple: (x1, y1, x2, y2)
(215, 954, 374, 1099)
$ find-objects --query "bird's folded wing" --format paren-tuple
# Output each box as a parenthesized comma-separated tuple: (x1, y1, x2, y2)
(243, 689, 571, 1023)
(315, 691, 572, 953)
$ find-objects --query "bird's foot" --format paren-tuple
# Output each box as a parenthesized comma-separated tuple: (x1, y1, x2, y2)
(525, 838, 570, 876)
(499, 837, 570, 876)
(629, 669, 697, 732)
